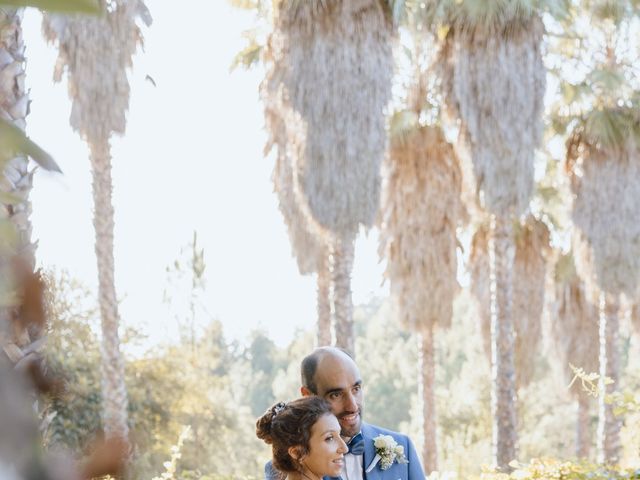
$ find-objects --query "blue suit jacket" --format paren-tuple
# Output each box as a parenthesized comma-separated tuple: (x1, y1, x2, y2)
(264, 422, 425, 480)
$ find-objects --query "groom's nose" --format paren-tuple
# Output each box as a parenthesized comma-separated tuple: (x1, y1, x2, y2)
(343, 391, 358, 412)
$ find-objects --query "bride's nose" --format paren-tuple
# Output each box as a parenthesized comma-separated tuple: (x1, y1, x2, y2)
(337, 437, 348, 454)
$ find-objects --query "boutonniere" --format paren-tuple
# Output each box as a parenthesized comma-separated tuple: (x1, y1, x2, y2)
(365, 434, 409, 472)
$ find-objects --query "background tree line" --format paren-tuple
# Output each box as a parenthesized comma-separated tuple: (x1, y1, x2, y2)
(40, 261, 640, 478)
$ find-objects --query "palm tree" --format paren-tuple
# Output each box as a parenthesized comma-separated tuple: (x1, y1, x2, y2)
(551, 0, 640, 463)
(42, 0, 151, 446)
(0, 8, 32, 267)
(549, 252, 598, 459)
(0, 6, 41, 368)
(0, 7, 61, 386)
(566, 110, 640, 463)
(379, 121, 463, 472)
(377, 22, 464, 469)
(414, 2, 550, 468)
(412, 0, 546, 470)
(262, 0, 395, 355)
(470, 216, 550, 389)
(263, 90, 331, 345)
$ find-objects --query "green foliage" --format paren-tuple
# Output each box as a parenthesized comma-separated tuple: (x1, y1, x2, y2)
(42, 267, 640, 478)
(478, 458, 640, 479)
(583, 106, 640, 150)
(355, 299, 416, 431)
(547, 0, 640, 153)
(404, 0, 570, 33)
(43, 267, 261, 479)
(42, 269, 102, 452)
(151, 426, 191, 480)
(0, 0, 100, 13)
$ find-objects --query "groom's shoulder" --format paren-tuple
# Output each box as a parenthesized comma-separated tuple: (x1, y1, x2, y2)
(362, 422, 411, 442)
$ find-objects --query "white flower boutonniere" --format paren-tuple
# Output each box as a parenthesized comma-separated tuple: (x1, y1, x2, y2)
(365, 434, 409, 472)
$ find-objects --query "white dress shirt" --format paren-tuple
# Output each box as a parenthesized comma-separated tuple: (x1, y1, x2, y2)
(342, 450, 364, 480)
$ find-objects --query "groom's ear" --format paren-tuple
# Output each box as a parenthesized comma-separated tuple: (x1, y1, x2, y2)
(300, 386, 313, 397)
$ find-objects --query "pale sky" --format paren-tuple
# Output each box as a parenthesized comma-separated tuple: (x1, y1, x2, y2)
(23, 0, 388, 349)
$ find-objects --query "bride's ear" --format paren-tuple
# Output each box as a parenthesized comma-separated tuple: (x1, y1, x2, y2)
(288, 446, 303, 462)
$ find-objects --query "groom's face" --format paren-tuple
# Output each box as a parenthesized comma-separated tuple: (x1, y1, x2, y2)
(312, 353, 363, 440)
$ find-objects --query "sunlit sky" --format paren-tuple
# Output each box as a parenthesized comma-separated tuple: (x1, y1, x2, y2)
(23, 0, 387, 349)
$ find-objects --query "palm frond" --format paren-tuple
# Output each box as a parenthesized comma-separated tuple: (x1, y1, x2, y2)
(409, 0, 568, 34)
(554, 251, 576, 282)
(0, 119, 61, 172)
(387, 0, 406, 25)
(0, 0, 100, 13)
(590, 0, 627, 24)
(587, 67, 627, 94)
(560, 81, 593, 105)
(583, 107, 637, 150)
(389, 110, 420, 144)
(227, 0, 261, 9)
(230, 36, 263, 71)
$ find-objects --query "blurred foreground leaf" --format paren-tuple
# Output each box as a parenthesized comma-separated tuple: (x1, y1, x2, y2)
(0, 119, 61, 173)
(0, 0, 100, 13)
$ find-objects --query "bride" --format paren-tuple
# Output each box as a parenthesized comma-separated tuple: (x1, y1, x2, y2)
(257, 397, 348, 480)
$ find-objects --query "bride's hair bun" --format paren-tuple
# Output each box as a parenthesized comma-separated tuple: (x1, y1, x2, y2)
(256, 401, 287, 444)
(255, 397, 332, 474)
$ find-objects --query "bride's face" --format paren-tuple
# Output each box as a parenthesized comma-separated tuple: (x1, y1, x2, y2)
(301, 413, 348, 479)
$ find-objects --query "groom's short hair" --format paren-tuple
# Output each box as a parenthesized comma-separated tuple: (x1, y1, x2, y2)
(300, 346, 354, 394)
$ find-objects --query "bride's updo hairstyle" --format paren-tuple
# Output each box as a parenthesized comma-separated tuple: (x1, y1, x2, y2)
(256, 397, 332, 473)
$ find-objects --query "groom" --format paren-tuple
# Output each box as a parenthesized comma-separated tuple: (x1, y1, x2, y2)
(265, 346, 425, 480)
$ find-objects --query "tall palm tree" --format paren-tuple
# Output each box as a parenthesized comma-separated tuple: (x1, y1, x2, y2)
(0, 7, 37, 363)
(379, 121, 463, 472)
(552, 0, 640, 463)
(566, 110, 640, 463)
(378, 23, 464, 469)
(262, 0, 395, 355)
(0, 8, 32, 268)
(549, 252, 598, 459)
(263, 90, 331, 345)
(0, 7, 62, 387)
(42, 0, 150, 446)
(416, 2, 549, 468)
(470, 216, 550, 389)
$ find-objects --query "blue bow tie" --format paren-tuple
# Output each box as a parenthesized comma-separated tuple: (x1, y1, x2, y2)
(347, 432, 364, 455)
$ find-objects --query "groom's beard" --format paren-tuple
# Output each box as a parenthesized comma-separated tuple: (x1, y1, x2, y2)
(337, 408, 362, 439)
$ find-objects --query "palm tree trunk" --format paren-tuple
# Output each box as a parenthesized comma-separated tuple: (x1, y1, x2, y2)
(330, 235, 354, 356)
(419, 328, 438, 474)
(317, 247, 331, 346)
(89, 137, 129, 446)
(596, 292, 621, 464)
(489, 214, 517, 471)
(576, 392, 590, 459)
(0, 8, 34, 337)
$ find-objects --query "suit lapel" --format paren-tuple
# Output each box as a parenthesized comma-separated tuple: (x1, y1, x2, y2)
(362, 423, 382, 480)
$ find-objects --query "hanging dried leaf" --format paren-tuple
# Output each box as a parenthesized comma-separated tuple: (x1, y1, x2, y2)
(264, 0, 395, 236)
(439, 16, 545, 217)
(380, 125, 463, 332)
(262, 79, 326, 275)
(567, 122, 640, 299)
(42, 0, 151, 144)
